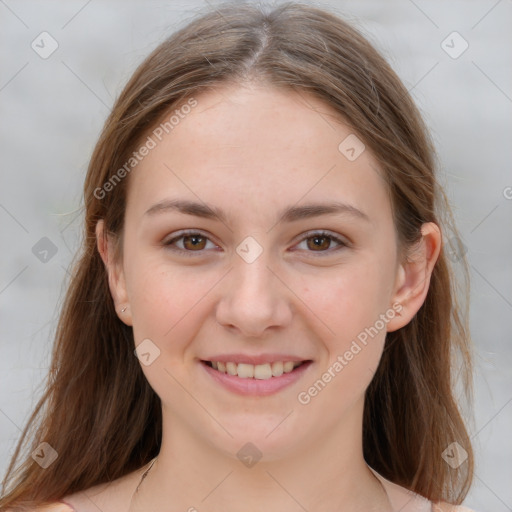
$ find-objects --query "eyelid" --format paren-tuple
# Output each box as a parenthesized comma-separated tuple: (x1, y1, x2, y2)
(163, 228, 212, 244)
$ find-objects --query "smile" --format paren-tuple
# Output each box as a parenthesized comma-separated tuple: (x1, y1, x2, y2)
(200, 359, 313, 396)
(204, 360, 304, 379)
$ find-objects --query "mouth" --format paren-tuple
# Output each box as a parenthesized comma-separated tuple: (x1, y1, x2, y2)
(199, 358, 313, 396)
(201, 360, 309, 379)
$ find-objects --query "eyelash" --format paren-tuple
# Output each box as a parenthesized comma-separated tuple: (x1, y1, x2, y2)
(162, 230, 348, 257)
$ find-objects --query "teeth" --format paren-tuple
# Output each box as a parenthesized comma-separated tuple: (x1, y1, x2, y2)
(226, 362, 237, 376)
(237, 363, 254, 378)
(283, 361, 294, 373)
(271, 361, 283, 377)
(208, 360, 305, 380)
(254, 363, 272, 380)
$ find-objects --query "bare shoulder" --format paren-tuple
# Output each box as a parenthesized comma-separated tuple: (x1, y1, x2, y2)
(433, 502, 478, 512)
(32, 504, 76, 512)
(370, 467, 478, 512)
(10, 504, 74, 512)
(60, 466, 146, 512)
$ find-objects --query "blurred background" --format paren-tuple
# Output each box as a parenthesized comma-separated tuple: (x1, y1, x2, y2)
(0, 0, 511, 509)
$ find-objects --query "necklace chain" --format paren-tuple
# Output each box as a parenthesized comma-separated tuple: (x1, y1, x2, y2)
(128, 456, 158, 511)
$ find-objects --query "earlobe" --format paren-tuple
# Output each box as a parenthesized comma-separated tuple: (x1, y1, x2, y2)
(386, 222, 442, 332)
(95, 220, 132, 326)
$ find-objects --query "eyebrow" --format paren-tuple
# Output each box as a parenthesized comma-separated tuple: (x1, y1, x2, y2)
(144, 198, 370, 224)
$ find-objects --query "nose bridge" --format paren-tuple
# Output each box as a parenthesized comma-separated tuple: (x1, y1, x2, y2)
(215, 240, 292, 336)
(232, 233, 275, 293)
(235, 251, 273, 295)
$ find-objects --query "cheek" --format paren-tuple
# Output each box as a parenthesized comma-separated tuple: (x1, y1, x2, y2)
(125, 259, 219, 397)
(297, 274, 389, 412)
(301, 257, 394, 344)
(125, 253, 219, 351)
(296, 257, 393, 400)
(297, 337, 384, 417)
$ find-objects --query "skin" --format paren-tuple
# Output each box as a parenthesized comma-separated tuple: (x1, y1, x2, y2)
(65, 82, 442, 512)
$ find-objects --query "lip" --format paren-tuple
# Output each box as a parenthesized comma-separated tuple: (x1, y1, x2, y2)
(202, 353, 309, 365)
(200, 359, 313, 396)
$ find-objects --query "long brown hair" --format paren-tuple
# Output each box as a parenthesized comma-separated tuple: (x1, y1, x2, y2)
(0, 2, 473, 509)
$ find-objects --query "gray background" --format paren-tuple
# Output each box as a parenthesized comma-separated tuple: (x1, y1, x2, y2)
(0, 0, 511, 510)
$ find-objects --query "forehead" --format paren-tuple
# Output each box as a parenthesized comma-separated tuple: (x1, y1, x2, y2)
(126, 82, 390, 226)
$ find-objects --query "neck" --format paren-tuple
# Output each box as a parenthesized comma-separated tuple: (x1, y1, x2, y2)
(130, 399, 392, 512)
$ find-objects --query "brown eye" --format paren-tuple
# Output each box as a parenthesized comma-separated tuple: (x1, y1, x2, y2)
(306, 235, 332, 251)
(164, 231, 217, 255)
(182, 234, 207, 250)
(294, 231, 347, 255)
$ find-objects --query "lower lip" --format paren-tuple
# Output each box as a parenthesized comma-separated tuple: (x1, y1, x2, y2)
(200, 361, 313, 396)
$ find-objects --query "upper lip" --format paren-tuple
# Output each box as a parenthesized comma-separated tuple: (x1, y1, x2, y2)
(201, 354, 312, 365)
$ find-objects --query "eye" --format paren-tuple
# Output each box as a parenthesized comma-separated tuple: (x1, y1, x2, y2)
(163, 229, 348, 257)
(293, 231, 348, 255)
(163, 230, 218, 255)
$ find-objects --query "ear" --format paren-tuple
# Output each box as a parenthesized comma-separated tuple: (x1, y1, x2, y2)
(386, 222, 442, 332)
(96, 219, 132, 326)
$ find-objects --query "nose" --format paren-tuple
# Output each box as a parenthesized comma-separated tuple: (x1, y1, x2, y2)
(215, 251, 293, 338)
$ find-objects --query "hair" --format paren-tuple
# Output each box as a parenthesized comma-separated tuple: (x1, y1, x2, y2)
(0, 2, 474, 509)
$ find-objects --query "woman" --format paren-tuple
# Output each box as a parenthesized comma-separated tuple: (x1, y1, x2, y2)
(0, 2, 476, 511)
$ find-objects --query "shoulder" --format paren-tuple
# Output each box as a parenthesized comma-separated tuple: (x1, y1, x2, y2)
(433, 503, 478, 512)
(59, 464, 147, 512)
(32, 503, 75, 512)
(370, 466, 478, 512)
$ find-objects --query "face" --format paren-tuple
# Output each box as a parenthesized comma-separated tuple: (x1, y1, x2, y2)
(100, 82, 430, 461)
